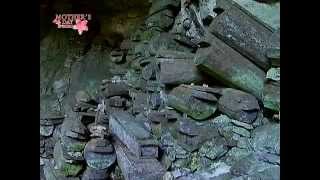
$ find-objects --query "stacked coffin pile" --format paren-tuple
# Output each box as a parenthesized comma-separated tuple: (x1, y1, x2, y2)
(40, 0, 280, 179)
(115, 0, 279, 179)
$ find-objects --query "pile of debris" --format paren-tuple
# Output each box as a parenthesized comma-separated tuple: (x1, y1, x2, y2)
(40, 0, 280, 179)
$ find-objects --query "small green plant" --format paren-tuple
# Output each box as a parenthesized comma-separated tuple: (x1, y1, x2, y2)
(141, 31, 154, 41)
(61, 163, 82, 177)
(189, 152, 201, 172)
(70, 143, 86, 152)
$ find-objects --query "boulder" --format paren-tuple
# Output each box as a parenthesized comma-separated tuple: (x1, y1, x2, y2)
(171, 118, 220, 152)
(62, 119, 89, 140)
(218, 88, 260, 124)
(230, 153, 279, 178)
(251, 123, 280, 155)
(266, 68, 280, 82)
(100, 81, 129, 98)
(263, 83, 280, 112)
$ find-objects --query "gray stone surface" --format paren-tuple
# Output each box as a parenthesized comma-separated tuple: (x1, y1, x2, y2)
(199, 138, 228, 160)
(160, 115, 220, 152)
(178, 118, 201, 136)
(82, 166, 109, 180)
(251, 123, 280, 155)
(199, 0, 218, 23)
(148, 111, 167, 124)
(263, 82, 280, 112)
(40, 125, 55, 137)
(225, 147, 252, 166)
(160, 132, 189, 162)
(231, 120, 254, 130)
(230, 153, 279, 178)
(191, 89, 218, 102)
(40, 137, 57, 159)
(266, 68, 280, 82)
(62, 118, 88, 140)
(179, 161, 232, 180)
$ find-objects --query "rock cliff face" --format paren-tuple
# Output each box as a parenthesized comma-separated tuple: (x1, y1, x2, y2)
(40, 0, 280, 180)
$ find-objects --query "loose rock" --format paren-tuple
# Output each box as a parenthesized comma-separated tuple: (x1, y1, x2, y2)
(218, 88, 260, 124)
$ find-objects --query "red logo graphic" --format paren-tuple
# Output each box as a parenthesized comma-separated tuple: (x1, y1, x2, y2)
(53, 14, 91, 35)
(73, 19, 88, 35)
